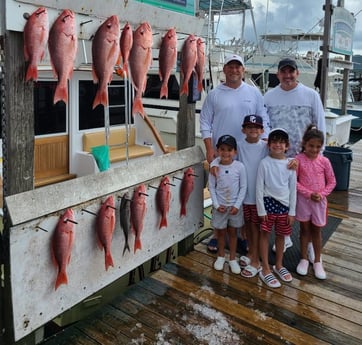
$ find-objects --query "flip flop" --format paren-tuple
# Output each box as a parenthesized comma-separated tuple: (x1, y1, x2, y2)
(259, 271, 281, 288)
(273, 266, 293, 282)
(207, 238, 218, 254)
(239, 255, 251, 267)
(241, 265, 261, 278)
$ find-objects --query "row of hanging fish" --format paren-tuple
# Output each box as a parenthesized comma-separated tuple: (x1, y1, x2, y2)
(23, 7, 205, 114)
(50, 167, 195, 290)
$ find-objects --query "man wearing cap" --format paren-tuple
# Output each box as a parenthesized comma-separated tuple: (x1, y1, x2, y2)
(200, 54, 270, 164)
(264, 57, 326, 254)
(200, 54, 270, 253)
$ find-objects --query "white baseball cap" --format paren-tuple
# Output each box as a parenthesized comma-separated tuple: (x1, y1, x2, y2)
(224, 54, 244, 66)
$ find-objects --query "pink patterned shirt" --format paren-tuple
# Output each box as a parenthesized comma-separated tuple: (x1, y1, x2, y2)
(296, 153, 336, 199)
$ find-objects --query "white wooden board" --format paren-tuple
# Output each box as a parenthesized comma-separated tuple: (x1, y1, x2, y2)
(7, 147, 205, 341)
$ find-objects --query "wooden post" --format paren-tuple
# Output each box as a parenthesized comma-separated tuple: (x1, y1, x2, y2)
(177, 73, 197, 256)
(1, 30, 35, 344)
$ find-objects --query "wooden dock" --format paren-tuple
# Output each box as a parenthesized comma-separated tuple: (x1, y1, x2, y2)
(42, 141, 362, 345)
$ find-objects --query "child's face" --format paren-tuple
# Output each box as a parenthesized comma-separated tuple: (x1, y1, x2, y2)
(242, 125, 264, 141)
(303, 138, 323, 159)
(217, 144, 236, 163)
(268, 139, 288, 157)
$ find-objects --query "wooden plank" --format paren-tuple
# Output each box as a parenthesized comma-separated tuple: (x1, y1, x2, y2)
(151, 268, 333, 345)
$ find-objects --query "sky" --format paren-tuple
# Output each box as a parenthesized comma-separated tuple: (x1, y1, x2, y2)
(214, 0, 362, 56)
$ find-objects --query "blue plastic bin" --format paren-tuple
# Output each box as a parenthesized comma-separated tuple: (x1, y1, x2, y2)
(323, 146, 353, 191)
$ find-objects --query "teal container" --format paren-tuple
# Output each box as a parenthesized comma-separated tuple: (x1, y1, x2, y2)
(323, 146, 353, 191)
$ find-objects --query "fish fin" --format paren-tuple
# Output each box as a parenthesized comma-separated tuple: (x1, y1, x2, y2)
(122, 243, 131, 256)
(53, 84, 68, 105)
(92, 66, 99, 84)
(160, 82, 168, 99)
(25, 64, 38, 82)
(55, 269, 68, 290)
(180, 81, 189, 96)
(159, 216, 167, 229)
(134, 238, 142, 253)
(105, 251, 114, 271)
(115, 66, 124, 78)
(92, 90, 108, 109)
(180, 205, 187, 217)
(132, 97, 145, 118)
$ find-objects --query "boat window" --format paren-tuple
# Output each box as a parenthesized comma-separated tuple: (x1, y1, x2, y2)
(34, 81, 66, 135)
(78, 80, 133, 130)
(143, 75, 180, 100)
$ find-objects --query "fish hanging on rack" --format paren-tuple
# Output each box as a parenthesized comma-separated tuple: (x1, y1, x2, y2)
(129, 22, 153, 118)
(51, 208, 75, 290)
(96, 195, 116, 271)
(156, 176, 172, 229)
(180, 34, 198, 96)
(48, 9, 78, 104)
(116, 22, 133, 78)
(92, 15, 120, 109)
(159, 28, 177, 99)
(23, 7, 49, 82)
(119, 192, 131, 255)
(180, 167, 195, 216)
(130, 184, 147, 253)
(195, 38, 205, 92)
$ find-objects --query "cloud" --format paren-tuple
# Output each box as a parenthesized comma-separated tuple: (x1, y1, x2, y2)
(215, 0, 362, 55)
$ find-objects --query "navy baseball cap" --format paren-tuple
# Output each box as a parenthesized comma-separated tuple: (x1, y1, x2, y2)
(242, 115, 263, 128)
(216, 135, 237, 150)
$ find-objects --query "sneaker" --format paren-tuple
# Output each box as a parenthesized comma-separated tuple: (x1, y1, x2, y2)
(313, 262, 326, 280)
(214, 257, 225, 271)
(272, 236, 293, 253)
(296, 259, 309, 276)
(307, 242, 315, 263)
(229, 260, 241, 274)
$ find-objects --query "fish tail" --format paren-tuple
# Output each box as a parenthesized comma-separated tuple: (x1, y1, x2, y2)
(132, 97, 145, 118)
(115, 66, 124, 78)
(123, 61, 129, 78)
(92, 89, 108, 109)
(105, 251, 114, 271)
(53, 84, 68, 105)
(25, 64, 38, 82)
(122, 242, 131, 256)
(55, 269, 68, 290)
(160, 82, 168, 99)
(180, 204, 187, 217)
(197, 79, 203, 92)
(180, 81, 189, 96)
(134, 238, 142, 253)
(159, 215, 168, 229)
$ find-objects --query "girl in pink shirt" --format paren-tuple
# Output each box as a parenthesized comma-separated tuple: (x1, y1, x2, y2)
(295, 125, 336, 279)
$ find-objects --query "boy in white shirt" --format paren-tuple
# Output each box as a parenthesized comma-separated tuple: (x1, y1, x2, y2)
(209, 135, 247, 274)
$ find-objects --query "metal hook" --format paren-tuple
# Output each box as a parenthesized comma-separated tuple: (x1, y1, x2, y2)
(63, 218, 78, 224)
(35, 226, 48, 232)
(81, 208, 97, 216)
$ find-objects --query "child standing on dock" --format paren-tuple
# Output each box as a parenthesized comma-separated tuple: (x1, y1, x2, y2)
(256, 128, 297, 288)
(208, 134, 247, 274)
(295, 125, 336, 279)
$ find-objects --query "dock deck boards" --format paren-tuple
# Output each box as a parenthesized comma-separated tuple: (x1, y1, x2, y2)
(42, 141, 362, 345)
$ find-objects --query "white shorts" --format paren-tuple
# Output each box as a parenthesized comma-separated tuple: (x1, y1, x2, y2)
(211, 206, 244, 229)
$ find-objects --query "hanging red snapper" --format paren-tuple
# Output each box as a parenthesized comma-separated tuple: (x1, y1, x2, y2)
(51, 208, 75, 290)
(131, 184, 147, 253)
(159, 28, 177, 99)
(96, 195, 116, 271)
(180, 34, 197, 96)
(129, 22, 153, 118)
(156, 176, 172, 229)
(195, 38, 205, 92)
(23, 7, 49, 82)
(180, 167, 195, 216)
(119, 22, 133, 78)
(48, 9, 78, 104)
(92, 15, 120, 109)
